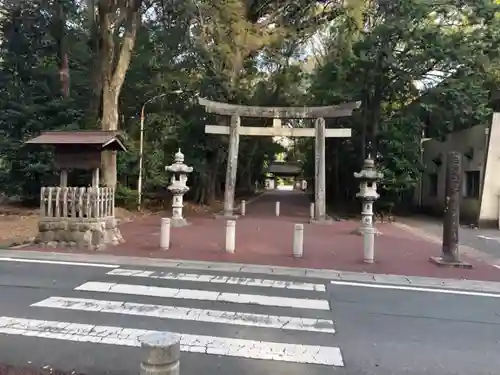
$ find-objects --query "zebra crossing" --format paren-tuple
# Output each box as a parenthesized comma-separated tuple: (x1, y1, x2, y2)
(0, 266, 344, 367)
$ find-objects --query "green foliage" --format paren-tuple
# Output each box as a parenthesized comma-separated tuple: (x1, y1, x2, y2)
(0, 1, 88, 200)
(306, 0, 500, 205)
(114, 184, 138, 210)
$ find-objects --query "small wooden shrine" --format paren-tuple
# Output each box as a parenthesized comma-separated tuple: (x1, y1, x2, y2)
(25, 131, 127, 250)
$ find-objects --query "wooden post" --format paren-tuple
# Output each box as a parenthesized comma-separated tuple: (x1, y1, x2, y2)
(55, 188, 61, 218)
(62, 187, 68, 217)
(85, 187, 92, 217)
(92, 168, 100, 188)
(70, 188, 76, 217)
(429, 151, 472, 268)
(40, 187, 46, 217)
(47, 187, 53, 217)
(60, 169, 68, 187)
(314, 117, 326, 221)
(223, 115, 240, 217)
(78, 187, 84, 218)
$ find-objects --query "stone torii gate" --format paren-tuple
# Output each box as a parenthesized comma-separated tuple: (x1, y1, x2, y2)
(199, 98, 361, 221)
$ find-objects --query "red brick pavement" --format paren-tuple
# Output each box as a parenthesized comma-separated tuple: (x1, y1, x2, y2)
(243, 190, 311, 220)
(21, 190, 500, 281)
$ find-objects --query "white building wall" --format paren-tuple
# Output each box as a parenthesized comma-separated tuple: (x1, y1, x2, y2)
(416, 115, 499, 225)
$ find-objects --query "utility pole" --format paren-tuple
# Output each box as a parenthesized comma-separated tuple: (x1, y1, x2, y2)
(137, 90, 183, 211)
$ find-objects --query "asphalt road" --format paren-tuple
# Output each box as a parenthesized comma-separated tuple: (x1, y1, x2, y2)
(0, 258, 499, 375)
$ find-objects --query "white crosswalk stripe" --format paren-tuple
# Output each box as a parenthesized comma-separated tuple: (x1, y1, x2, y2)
(74, 281, 330, 310)
(0, 317, 343, 366)
(32, 296, 336, 333)
(107, 268, 326, 291)
(0, 267, 344, 367)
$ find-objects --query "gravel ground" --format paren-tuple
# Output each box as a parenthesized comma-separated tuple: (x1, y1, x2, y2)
(0, 200, 225, 248)
(0, 206, 39, 247)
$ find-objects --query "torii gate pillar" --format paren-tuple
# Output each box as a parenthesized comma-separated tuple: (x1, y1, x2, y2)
(314, 118, 327, 222)
(223, 115, 240, 218)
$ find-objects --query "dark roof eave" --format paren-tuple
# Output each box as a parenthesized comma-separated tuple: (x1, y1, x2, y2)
(25, 131, 127, 152)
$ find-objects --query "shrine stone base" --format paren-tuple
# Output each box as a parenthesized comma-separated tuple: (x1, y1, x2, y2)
(171, 218, 190, 227)
(214, 213, 240, 220)
(429, 256, 473, 269)
(309, 215, 340, 225)
(350, 226, 382, 236)
(309, 218, 334, 225)
(34, 217, 123, 251)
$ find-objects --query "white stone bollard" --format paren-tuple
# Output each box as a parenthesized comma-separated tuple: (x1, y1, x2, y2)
(363, 226, 375, 263)
(139, 332, 181, 375)
(293, 224, 304, 258)
(309, 202, 315, 220)
(225, 220, 236, 253)
(241, 200, 246, 216)
(160, 218, 171, 250)
(275, 201, 280, 216)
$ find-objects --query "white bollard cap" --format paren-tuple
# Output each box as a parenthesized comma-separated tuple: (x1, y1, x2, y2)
(140, 332, 180, 349)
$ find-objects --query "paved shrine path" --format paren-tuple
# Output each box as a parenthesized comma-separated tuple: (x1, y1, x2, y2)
(20, 189, 500, 282)
(244, 189, 311, 220)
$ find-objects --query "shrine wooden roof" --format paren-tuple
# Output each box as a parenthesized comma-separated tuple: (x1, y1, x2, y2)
(268, 161, 302, 175)
(25, 131, 127, 151)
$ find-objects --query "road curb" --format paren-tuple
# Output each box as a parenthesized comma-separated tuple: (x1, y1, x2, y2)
(2, 249, 500, 293)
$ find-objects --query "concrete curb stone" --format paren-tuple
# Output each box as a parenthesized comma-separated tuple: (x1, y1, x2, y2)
(2, 249, 500, 294)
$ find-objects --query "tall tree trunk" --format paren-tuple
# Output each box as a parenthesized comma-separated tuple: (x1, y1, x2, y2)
(56, 0, 70, 98)
(243, 141, 258, 191)
(96, 0, 141, 188)
(86, 14, 102, 125)
(333, 140, 340, 201)
(50, 0, 70, 98)
(204, 146, 224, 204)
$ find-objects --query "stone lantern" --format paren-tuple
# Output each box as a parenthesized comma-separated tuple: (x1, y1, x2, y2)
(353, 156, 383, 263)
(166, 149, 193, 227)
(353, 156, 384, 235)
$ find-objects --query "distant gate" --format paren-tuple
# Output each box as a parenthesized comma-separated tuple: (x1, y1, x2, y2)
(198, 98, 360, 222)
